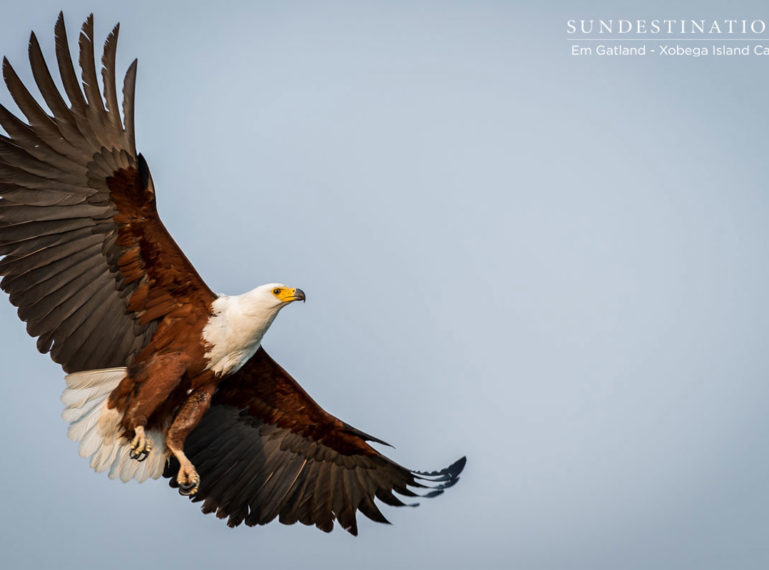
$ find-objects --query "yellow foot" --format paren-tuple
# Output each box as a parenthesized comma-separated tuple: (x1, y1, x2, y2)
(129, 426, 151, 462)
(177, 462, 200, 496)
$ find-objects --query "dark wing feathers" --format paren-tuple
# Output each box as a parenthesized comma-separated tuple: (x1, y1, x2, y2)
(78, 15, 106, 118)
(28, 32, 72, 125)
(54, 15, 87, 113)
(101, 25, 122, 132)
(121, 60, 137, 151)
(0, 13, 214, 372)
(166, 348, 466, 535)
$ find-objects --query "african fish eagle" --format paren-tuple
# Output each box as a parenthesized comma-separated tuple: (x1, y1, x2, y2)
(0, 13, 465, 535)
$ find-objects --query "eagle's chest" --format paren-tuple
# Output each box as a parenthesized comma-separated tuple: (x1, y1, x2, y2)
(201, 296, 277, 376)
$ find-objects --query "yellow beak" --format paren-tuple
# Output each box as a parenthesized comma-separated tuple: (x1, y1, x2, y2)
(278, 288, 306, 303)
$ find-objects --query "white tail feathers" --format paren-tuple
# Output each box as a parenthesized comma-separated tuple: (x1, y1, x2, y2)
(62, 368, 166, 483)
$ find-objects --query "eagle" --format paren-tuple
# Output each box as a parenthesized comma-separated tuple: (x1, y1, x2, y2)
(0, 13, 465, 535)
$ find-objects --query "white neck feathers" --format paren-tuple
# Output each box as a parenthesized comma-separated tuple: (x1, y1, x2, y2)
(202, 287, 284, 376)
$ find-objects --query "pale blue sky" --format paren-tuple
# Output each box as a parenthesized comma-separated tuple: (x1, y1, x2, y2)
(2, 1, 769, 569)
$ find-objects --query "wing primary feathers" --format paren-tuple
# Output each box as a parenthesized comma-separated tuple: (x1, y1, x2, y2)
(0, 105, 79, 172)
(279, 460, 316, 526)
(0, 232, 102, 277)
(251, 445, 303, 525)
(122, 59, 137, 152)
(17, 263, 103, 325)
(73, 303, 129, 369)
(0, 225, 93, 262)
(374, 487, 409, 508)
(0, 140, 68, 183)
(414, 456, 467, 481)
(24, 253, 106, 335)
(77, 15, 106, 118)
(264, 456, 308, 524)
(43, 281, 113, 353)
(340, 468, 365, 533)
(293, 461, 322, 527)
(212, 449, 264, 518)
(355, 473, 391, 525)
(2, 241, 100, 298)
(54, 13, 87, 113)
(0, 218, 103, 253)
(309, 462, 334, 531)
(2, 57, 63, 145)
(0, 163, 86, 192)
(27, 32, 72, 123)
(330, 465, 357, 535)
(101, 24, 122, 132)
(0, 185, 89, 207)
(60, 295, 124, 370)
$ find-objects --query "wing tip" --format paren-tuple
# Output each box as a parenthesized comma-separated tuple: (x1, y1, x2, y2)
(415, 455, 467, 479)
(106, 22, 121, 46)
(55, 11, 66, 36)
(448, 455, 467, 477)
(409, 455, 467, 495)
(83, 13, 95, 32)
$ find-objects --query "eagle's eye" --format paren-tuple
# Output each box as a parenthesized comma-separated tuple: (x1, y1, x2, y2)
(273, 288, 281, 295)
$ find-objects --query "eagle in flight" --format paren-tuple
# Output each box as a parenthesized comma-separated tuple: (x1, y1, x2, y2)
(0, 13, 465, 535)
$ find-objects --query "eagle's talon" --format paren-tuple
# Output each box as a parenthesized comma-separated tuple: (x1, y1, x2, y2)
(178, 481, 198, 496)
(129, 426, 151, 461)
(129, 448, 149, 462)
(177, 464, 200, 496)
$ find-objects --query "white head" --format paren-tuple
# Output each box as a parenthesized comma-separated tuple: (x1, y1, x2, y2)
(203, 283, 306, 376)
(242, 283, 305, 314)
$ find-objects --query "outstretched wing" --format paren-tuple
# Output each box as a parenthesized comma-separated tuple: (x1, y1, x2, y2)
(0, 13, 214, 372)
(166, 347, 466, 535)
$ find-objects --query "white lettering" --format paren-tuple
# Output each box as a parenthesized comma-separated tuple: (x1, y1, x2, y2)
(690, 20, 704, 34)
(658, 44, 709, 57)
(565, 18, 769, 37)
(571, 45, 592, 56)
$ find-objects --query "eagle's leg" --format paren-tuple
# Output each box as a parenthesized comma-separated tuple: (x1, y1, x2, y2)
(130, 426, 150, 461)
(122, 353, 190, 461)
(166, 384, 216, 496)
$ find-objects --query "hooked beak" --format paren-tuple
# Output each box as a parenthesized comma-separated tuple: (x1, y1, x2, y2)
(276, 287, 306, 303)
(289, 288, 306, 303)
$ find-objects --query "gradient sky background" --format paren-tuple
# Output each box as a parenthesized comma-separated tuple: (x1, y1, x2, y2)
(2, 1, 769, 569)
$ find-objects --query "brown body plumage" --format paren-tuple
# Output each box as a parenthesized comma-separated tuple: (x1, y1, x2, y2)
(0, 13, 465, 535)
